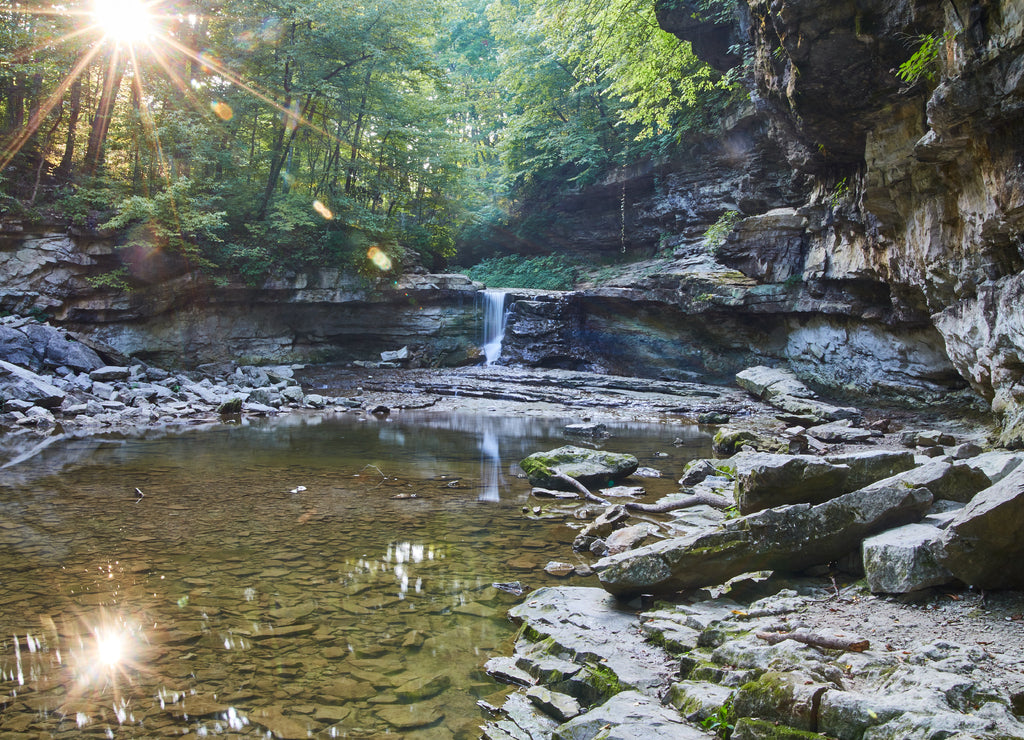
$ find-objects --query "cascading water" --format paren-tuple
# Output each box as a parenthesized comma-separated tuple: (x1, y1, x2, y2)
(480, 289, 509, 366)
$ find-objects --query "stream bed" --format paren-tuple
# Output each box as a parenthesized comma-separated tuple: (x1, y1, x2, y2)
(0, 411, 711, 738)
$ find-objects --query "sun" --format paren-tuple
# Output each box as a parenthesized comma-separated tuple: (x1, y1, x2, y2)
(92, 0, 155, 44)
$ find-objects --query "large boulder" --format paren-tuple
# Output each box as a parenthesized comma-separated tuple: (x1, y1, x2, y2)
(732, 452, 851, 514)
(596, 474, 934, 597)
(938, 468, 1024, 589)
(0, 359, 66, 408)
(21, 323, 104, 372)
(862, 523, 956, 593)
(520, 446, 638, 489)
(824, 450, 916, 491)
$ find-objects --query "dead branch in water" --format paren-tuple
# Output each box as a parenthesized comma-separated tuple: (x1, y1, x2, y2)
(624, 492, 731, 514)
(551, 472, 611, 506)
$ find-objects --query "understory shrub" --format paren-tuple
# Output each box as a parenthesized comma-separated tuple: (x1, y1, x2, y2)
(461, 253, 580, 290)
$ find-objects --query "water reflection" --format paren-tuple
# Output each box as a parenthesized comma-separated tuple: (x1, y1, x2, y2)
(479, 430, 502, 502)
(0, 411, 711, 737)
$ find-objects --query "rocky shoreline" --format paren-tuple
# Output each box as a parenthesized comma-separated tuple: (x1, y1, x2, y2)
(476, 370, 1024, 739)
(4, 316, 1024, 740)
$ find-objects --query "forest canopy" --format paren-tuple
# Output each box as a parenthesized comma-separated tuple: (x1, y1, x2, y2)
(0, 0, 739, 282)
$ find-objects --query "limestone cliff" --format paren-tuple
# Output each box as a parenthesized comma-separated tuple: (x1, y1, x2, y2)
(500, 0, 1023, 444)
(0, 226, 483, 368)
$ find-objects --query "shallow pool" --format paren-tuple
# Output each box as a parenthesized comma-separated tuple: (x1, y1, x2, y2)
(0, 411, 710, 738)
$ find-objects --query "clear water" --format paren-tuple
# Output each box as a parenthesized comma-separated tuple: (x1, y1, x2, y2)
(0, 411, 710, 738)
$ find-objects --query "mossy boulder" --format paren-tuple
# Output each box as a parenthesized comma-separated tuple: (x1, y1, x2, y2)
(732, 717, 833, 739)
(520, 446, 639, 489)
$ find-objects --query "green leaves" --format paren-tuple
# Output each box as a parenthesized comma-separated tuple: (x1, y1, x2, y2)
(897, 31, 951, 85)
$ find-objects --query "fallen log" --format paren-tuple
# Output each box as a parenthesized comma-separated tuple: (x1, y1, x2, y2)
(755, 628, 869, 652)
(552, 471, 610, 505)
(625, 492, 731, 513)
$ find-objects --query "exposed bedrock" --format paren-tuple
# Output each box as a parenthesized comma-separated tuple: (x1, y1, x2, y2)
(0, 228, 484, 369)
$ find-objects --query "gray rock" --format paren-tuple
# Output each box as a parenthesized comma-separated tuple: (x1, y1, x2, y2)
(948, 442, 982, 460)
(0, 359, 66, 408)
(735, 366, 860, 422)
(736, 366, 816, 400)
(732, 452, 851, 514)
(667, 680, 735, 722)
(485, 656, 536, 687)
(679, 459, 718, 486)
(596, 472, 935, 596)
(938, 467, 1024, 589)
(862, 523, 956, 593)
(247, 387, 281, 407)
(281, 385, 305, 403)
(605, 524, 653, 555)
(380, 346, 409, 362)
(481, 691, 559, 740)
(639, 617, 702, 654)
(824, 450, 916, 491)
(574, 505, 630, 551)
(21, 323, 104, 373)
(733, 670, 831, 732)
(525, 685, 581, 722)
(303, 393, 327, 408)
(0, 325, 40, 369)
(806, 420, 878, 443)
(963, 451, 1024, 485)
(915, 430, 957, 447)
(508, 587, 676, 696)
(89, 365, 130, 381)
(520, 446, 639, 490)
(864, 704, 1024, 740)
(896, 460, 991, 504)
(551, 691, 705, 740)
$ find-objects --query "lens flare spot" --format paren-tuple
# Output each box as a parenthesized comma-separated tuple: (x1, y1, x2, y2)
(94, 629, 124, 668)
(211, 101, 233, 121)
(312, 200, 333, 220)
(367, 246, 392, 271)
(93, 0, 154, 43)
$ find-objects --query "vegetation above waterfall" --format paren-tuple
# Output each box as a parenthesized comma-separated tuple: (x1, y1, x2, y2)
(0, 0, 739, 284)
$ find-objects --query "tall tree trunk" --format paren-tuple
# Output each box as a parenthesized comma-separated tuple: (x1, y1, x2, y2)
(56, 74, 83, 177)
(344, 68, 373, 195)
(83, 51, 127, 176)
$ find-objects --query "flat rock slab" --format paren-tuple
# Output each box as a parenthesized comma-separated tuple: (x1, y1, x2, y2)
(551, 691, 708, 739)
(509, 587, 675, 695)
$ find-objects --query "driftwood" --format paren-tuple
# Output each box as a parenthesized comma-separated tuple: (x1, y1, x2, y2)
(551, 472, 611, 505)
(755, 628, 870, 652)
(625, 491, 732, 513)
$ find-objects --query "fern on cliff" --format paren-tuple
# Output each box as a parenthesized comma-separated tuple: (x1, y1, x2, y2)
(897, 32, 951, 84)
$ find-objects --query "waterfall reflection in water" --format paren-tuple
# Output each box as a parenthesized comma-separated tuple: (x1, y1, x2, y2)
(0, 411, 710, 738)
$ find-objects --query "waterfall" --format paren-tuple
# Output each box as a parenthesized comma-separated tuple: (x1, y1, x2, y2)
(481, 290, 509, 366)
